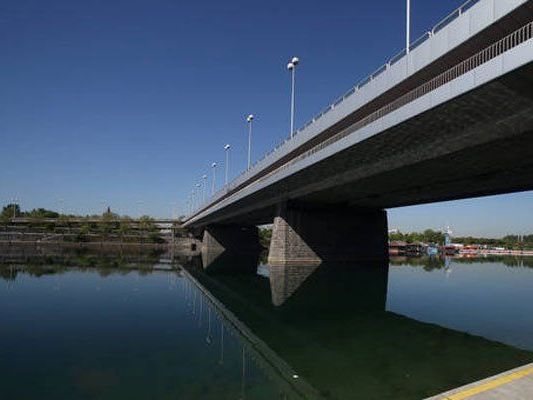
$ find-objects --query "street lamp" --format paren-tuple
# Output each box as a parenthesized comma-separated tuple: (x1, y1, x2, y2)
(287, 56, 299, 138)
(195, 183, 201, 208)
(12, 197, 18, 219)
(224, 144, 231, 186)
(246, 114, 254, 169)
(211, 162, 217, 195)
(202, 174, 208, 203)
(137, 200, 144, 218)
(406, 0, 411, 54)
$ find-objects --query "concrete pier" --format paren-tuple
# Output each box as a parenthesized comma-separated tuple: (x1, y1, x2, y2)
(267, 202, 388, 266)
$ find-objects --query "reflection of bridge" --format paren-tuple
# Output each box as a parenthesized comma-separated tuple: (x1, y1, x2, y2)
(184, 0, 533, 266)
(182, 256, 533, 399)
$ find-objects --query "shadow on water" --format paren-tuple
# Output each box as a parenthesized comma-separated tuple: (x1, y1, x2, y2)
(183, 252, 533, 400)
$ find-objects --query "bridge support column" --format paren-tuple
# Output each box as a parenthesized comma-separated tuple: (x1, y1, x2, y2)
(268, 202, 388, 266)
(202, 224, 260, 256)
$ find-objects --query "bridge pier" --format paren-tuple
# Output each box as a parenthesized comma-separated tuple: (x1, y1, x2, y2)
(202, 224, 260, 257)
(267, 202, 388, 266)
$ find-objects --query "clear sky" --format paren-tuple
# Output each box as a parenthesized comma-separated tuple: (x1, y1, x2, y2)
(1, 0, 531, 237)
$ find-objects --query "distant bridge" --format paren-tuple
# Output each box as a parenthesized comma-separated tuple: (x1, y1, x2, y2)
(184, 0, 533, 266)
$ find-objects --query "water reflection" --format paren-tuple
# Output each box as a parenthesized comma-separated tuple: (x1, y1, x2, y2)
(183, 253, 533, 400)
(1, 246, 533, 400)
(390, 254, 533, 269)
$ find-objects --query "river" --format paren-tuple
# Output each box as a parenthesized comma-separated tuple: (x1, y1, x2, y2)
(1, 252, 532, 399)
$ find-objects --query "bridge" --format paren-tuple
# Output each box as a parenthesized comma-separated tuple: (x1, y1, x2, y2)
(184, 0, 533, 266)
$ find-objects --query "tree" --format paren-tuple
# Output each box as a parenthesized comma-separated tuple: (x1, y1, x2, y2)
(138, 216, 157, 232)
(1, 203, 20, 219)
(259, 228, 272, 248)
(26, 208, 59, 219)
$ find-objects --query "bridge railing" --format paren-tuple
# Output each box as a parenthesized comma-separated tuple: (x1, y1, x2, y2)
(229, 20, 533, 193)
(188, 0, 528, 220)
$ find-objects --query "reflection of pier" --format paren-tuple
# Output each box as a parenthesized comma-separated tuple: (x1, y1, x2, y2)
(269, 265, 318, 306)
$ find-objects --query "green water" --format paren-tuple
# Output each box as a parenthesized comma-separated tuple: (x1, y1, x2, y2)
(1, 253, 532, 399)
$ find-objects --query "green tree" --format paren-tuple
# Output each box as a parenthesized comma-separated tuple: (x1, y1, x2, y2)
(1, 203, 20, 219)
(259, 228, 272, 248)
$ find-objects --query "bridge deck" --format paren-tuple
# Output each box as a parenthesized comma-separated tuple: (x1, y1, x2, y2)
(185, 0, 533, 227)
(427, 363, 533, 400)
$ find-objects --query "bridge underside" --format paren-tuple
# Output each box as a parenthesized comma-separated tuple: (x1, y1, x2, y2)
(198, 62, 533, 265)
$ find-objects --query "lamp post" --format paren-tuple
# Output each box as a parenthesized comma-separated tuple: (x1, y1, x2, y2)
(224, 144, 231, 186)
(406, 0, 411, 54)
(58, 198, 64, 215)
(195, 183, 201, 208)
(211, 162, 217, 195)
(202, 174, 207, 203)
(246, 114, 254, 169)
(202, 175, 207, 203)
(137, 200, 144, 218)
(12, 197, 18, 219)
(287, 56, 299, 138)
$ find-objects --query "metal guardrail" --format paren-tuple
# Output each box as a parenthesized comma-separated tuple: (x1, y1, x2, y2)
(189, 0, 526, 219)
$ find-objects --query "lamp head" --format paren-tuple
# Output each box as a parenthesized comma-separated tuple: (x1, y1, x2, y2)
(246, 114, 254, 122)
(224, 144, 231, 150)
(287, 62, 294, 70)
(291, 56, 299, 65)
(212, 162, 217, 168)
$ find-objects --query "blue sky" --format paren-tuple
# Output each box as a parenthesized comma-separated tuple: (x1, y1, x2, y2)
(0, 0, 531, 237)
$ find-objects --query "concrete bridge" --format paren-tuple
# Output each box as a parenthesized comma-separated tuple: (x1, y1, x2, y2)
(184, 0, 533, 266)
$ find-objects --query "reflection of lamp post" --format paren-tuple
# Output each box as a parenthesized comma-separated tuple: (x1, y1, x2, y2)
(246, 114, 254, 169)
(206, 306, 212, 345)
(198, 297, 203, 327)
(287, 57, 300, 138)
(219, 319, 224, 365)
(241, 345, 246, 399)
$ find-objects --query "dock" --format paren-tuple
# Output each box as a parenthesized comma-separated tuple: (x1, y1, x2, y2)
(427, 363, 533, 399)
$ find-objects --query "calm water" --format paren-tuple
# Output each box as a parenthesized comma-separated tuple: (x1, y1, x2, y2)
(1, 252, 533, 399)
